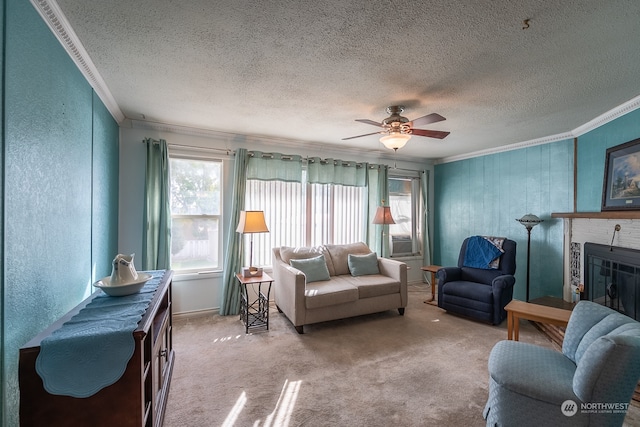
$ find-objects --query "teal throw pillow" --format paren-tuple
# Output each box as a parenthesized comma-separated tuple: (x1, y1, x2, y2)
(348, 252, 380, 276)
(290, 255, 330, 283)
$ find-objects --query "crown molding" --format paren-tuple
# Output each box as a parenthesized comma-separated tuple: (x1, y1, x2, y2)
(128, 119, 430, 164)
(438, 94, 640, 164)
(30, 0, 125, 123)
(437, 132, 575, 164)
(571, 94, 640, 137)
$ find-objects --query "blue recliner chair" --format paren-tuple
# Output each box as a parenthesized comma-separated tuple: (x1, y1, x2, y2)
(437, 236, 516, 325)
(484, 300, 640, 426)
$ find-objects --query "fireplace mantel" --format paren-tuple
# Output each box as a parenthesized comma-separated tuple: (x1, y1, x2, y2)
(552, 211, 640, 219)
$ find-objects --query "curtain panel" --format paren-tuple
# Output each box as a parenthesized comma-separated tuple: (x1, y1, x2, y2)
(142, 138, 171, 270)
(421, 170, 432, 266)
(366, 164, 390, 257)
(220, 148, 250, 316)
(307, 157, 368, 186)
(246, 151, 302, 182)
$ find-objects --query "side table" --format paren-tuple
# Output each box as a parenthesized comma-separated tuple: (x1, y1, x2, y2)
(421, 265, 442, 302)
(236, 272, 273, 333)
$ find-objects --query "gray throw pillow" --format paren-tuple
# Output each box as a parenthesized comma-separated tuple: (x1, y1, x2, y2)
(290, 255, 331, 283)
(348, 252, 380, 276)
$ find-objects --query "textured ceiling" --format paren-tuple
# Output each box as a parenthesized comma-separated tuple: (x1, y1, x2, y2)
(53, 0, 640, 160)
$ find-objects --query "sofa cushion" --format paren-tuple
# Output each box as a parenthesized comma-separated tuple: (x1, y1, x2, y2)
(573, 312, 633, 363)
(290, 255, 331, 283)
(489, 340, 577, 404)
(326, 242, 371, 276)
(442, 280, 493, 303)
(304, 277, 359, 309)
(280, 245, 336, 276)
(348, 252, 380, 276)
(345, 275, 400, 299)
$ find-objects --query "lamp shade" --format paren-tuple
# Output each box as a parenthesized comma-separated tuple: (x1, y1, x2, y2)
(236, 211, 269, 234)
(516, 213, 543, 230)
(380, 133, 411, 150)
(372, 206, 396, 225)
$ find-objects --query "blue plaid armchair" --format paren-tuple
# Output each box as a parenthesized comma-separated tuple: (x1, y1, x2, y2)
(484, 300, 640, 426)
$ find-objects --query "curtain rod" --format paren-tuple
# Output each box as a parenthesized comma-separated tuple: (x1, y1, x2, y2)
(144, 139, 233, 155)
(142, 139, 424, 173)
(390, 167, 425, 174)
(389, 161, 425, 174)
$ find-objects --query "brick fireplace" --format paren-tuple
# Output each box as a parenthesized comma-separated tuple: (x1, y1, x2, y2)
(555, 214, 640, 302)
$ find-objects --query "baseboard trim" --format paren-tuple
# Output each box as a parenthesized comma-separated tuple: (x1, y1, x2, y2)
(173, 308, 218, 319)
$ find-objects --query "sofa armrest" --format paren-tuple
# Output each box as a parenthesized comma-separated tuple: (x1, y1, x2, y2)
(273, 257, 307, 327)
(437, 267, 462, 308)
(378, 257, 408, 307)
(437, 267, 462, 284)
(491, 274, 515, 290)
(378, 257, 406, 282)
(491, 274, 516, 325)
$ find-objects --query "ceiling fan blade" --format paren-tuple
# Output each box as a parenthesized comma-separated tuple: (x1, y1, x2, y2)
(411, 129, 450, 139)
(409, 113, 446, 127)
(342, 131, 382, 141)
(355, 119, 383, 127)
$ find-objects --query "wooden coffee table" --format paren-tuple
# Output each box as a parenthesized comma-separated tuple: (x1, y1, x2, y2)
(505, 299, 572, 341)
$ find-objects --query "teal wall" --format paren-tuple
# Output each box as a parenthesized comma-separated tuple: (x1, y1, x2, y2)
(0, 0, 5, 424)
(434, 140, 574, 301)
(1, 1, 119, 425)
(577, 108, 640, 211)
(434, 107, 640, 301)
(92, 92, 120, 278)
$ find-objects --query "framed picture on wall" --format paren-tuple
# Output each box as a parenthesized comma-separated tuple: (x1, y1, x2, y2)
(602, 137, 640, 211)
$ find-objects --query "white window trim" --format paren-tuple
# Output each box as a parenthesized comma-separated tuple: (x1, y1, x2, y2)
(168, 148, 224, 274)
(388, 174, 423, 258)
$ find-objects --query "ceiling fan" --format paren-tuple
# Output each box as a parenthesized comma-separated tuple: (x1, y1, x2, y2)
(343, 105, 450, 151)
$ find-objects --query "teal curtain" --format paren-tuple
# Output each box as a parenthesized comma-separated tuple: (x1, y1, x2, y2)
(378, 165, 391, 257)
(366, 166, 379, 251)
(142, 138, 171, 270)
(367, 164, 390, 256)
(246, 151, 302, 182)
(307, 158, 367, 186)
(421, 170, 432, 266)
(220, 148, 250, 315)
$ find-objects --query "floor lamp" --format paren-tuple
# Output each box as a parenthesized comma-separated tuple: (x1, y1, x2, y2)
(516, 213, 543, 302)
(372, 203, 395, 257)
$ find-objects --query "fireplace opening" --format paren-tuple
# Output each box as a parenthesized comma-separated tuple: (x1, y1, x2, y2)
(584, 243, 640, 321)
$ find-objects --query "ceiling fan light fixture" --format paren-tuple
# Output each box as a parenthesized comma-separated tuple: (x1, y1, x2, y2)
(380, 133, 411, 150)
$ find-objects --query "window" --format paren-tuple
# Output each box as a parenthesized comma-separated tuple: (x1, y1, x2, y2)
(169, 157, 222, 272)
(388, 176, 422, 256)
(245, 174, 366, 266)
(244, 179, 305, 267)
(308, 183, 365, 246)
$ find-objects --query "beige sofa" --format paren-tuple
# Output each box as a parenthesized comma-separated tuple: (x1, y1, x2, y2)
(272, 242, 408, 333)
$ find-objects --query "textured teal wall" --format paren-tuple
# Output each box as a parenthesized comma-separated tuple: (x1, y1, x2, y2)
(434, 140, 574, 301)
(577, 108, 640, 211)
(1, 1, 119, 424)
(0, 0, 4, 424)
(92, 92, 120, 280)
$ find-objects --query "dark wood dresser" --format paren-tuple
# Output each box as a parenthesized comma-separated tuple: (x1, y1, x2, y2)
(19, 270, 174, 427)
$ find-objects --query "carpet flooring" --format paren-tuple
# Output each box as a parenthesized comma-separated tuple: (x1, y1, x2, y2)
(163, 284, 640, 426)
